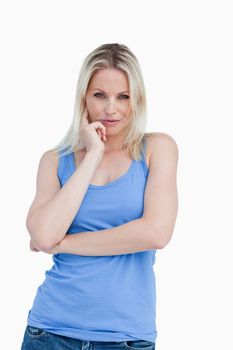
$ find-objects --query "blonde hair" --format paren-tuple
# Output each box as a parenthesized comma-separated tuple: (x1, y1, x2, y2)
(52, 43, 148, 160)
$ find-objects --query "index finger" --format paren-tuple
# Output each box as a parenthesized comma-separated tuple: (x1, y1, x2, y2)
(81, 106, 89, 127)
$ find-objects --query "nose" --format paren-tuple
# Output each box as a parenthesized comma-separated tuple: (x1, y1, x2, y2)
(104, 97, 117, 115)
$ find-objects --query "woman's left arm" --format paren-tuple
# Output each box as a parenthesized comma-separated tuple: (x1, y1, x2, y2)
(45, 217, 157, 256)
(142, 132, 179, 248)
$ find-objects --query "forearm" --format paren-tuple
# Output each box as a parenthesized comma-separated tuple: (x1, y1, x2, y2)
(54, 217, 156, 256)
(27, 150, 102, 251)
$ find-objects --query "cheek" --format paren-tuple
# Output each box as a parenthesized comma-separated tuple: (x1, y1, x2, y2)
(86, 98, 101, 113)
(124, 104, 132, 117)
(120, 102, 130, 114)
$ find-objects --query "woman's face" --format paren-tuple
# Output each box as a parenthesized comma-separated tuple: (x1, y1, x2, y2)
(85, 68, 133, 136)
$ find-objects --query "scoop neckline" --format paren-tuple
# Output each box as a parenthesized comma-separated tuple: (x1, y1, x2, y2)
(70, 152, 136, 190)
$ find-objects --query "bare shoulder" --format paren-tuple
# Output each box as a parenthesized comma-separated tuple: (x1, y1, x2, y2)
(26, 148, 60, 223)
(35, 148, 60, 185)
(40, 148, 59, 168)
(144, 132, 179, 167)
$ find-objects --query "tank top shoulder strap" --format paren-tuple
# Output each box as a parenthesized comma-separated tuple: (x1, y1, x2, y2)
(140, 136, 149, 177)
(57, 148, 70, 184)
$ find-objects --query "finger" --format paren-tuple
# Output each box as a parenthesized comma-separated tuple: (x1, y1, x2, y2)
(99, 129, 106, 141)
(91, 121, 106, 136)
(97, 129, 102, 140)
(81, 106, 89, 127)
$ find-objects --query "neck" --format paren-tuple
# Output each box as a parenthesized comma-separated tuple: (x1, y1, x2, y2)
(103, 130, 127, 152)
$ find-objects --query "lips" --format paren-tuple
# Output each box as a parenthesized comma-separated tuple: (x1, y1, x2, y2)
(99, 119, 121, 127)
(100, 119, 119, 122)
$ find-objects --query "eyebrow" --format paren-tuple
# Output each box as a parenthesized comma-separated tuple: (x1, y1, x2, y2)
(91, 88, 129, 94)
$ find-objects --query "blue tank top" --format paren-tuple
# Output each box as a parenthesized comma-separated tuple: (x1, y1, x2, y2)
(27, 136, 157, 343)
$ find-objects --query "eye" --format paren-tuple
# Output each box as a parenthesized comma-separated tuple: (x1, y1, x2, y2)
(94, 92, 105, 98)
(119, 95, 129, 99)
(94, 93, 129, 100)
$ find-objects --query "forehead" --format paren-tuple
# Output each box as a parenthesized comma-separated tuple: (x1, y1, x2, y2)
(88, 68, 129, 92)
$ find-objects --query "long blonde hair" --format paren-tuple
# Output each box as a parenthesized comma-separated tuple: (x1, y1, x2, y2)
(52, 43, 148, 160)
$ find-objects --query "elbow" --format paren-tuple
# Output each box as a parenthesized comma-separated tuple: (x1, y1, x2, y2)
(31, 237, 57, 253)
(35, 240, 56, 253)
(152, 239, 167, 250)
(26, 222, 57, 253)
(151, 227, 173, 250)
(29, 234, 55, 253)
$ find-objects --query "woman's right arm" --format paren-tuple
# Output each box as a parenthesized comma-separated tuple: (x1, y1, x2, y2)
(26, 148, 103, 252)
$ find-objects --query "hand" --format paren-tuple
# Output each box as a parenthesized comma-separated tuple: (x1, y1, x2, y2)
(80, 105, 107, 153)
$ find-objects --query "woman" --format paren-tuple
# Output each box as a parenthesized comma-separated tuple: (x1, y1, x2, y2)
(21, 43, 179, 350)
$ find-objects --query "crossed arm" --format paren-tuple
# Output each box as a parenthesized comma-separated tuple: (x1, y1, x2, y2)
(30, 217, 156, 256)
(30, 133, 179, 256)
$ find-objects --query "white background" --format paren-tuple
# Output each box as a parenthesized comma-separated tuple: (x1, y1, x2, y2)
(0, 1, 232, 349)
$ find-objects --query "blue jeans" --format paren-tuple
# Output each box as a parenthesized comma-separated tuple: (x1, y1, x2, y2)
(21, 325, 156, 350)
